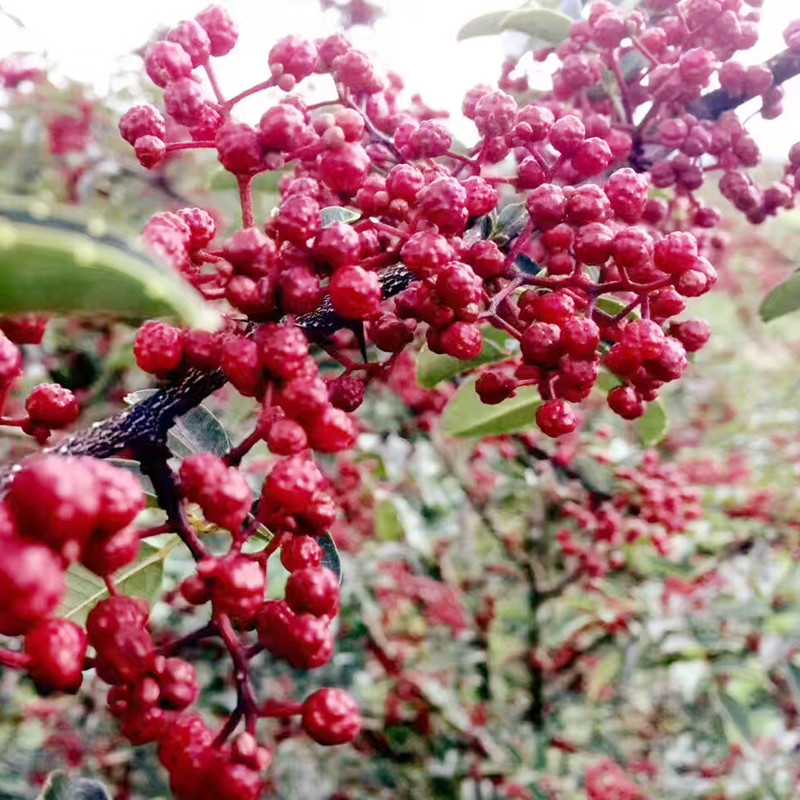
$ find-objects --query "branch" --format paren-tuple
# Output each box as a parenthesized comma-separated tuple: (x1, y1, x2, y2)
(690, 48, 800, 121)
(0, 264, 416, 492)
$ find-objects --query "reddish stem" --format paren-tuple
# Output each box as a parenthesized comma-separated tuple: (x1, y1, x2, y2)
(224, 78, 277, 110)
(238, 175, 255, 228)
(0, 647, 29, 670)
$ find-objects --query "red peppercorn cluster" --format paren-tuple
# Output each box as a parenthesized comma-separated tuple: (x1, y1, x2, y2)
(2, 0, 798, 791)
(556, 450, 702, 580)
(585, 757, 646, 800)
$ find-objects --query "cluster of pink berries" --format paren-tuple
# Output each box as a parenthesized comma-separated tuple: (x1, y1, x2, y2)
(557, 450, 702, 580)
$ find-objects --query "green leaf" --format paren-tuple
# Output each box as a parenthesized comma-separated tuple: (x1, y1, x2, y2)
(441, 379, 540, 438)
(375, 500, 404, 542)
(125, 390, 232, 459)
(456, 10, 511, 40)
(637, 399, 668, 446)
(61, 539, 177, 625)
(321, 206, 361, 227)
(760, 272, 800, 322)
(0, 196, 217, 328)
(717, 690, 752, 742)
(501, 8, 572, 44)
(319, 533, 342, 584)
(36, 771, 110, 800)
(586, 649, 623, 701)
(492, 202, 528, 242)
(416, 327, 515, 389)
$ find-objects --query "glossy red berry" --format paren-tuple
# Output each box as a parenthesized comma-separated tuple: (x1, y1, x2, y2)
(302, 688, 362, 745)
(536, 399, 578, 437)
(134, 321, 185, 375)
(607, 385, 645, 420)
(8, 456, 100, 556)
(25, 619, 88, 693)
(0, 531, 65, 636)
(330, 265, 381, 319)
(281, 535, 323, 572)
(25, 383, 79, 428)
(286, 566, 339, 617)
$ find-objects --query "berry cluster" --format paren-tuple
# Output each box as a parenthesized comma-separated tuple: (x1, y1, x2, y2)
(556, 450, 703, 580)
(585, 758, 646, 800)
(0, 0, 797, 793)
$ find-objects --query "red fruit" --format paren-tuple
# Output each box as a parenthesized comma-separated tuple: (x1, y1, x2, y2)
(8, 456, 100, 556)
(180, 453, 252, 532)
(607, 385, 645, 420)
(269, 35, 318, 84)
(330, 265, 381, 320)
(25, 619, 88, 693)
(144, 41, 193, 88)
(439, 322, 483, 360)
(527, 184, 567, 229)
(669, 319, 711, 352)
(536, 399, 578, 437)
(0, 314, 48, 345)
(0, 331, 22, 383)
(256, 323, 310, 380)
(205, 556, 266, 627)
(25, 383, 79, 428)
(266, 417, 308, 455)
(119, 104, 166, 145)
(81, 524, 141, 576)
(222, 338, 262, 397)
(196, 5, 239, 56)
(328, 375, 365, 412)
(285, 614, 334, 669)
(134, 135, 166, 169)
(312, 222, 361, 269)
(92, 624, 156, 685)
(0, 533, 65, 636)
(256, 599, 296, 658)
(216, 123, 263, 175)
(280, 535, 323, 572)
(521, 322, 563, 367)
(86, 596, 150, 642)
(167, 20, 211, 68)
(561, 317, 600, 358)
(159, 658, 200, 709)
(134, 321, 184, 375)
(306, 406, 356, 452)
(320, 143, 371, 194)
(286, 566, 339, 617)
(263, 456, 324, 515)
(158, 713, 214, 773)
(164, 78, 207, 128)
(302, 688, 362, 745)
(401, 231, 454, 280)
(476, 370, 515, 405)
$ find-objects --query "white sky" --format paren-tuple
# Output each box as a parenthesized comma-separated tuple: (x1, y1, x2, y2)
(1, 0, 799, 157)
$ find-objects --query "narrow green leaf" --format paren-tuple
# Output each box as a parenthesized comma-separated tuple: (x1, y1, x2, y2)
(61, 539, 177, 624)
(501, 8, 572, 44)
(321, 206, 361, 227)
(637, 399, 668, 446)
(416, 327, 515, 389)
(717, 690, 752, 742)
(36, 771, 110, 800)
(318, 532, 342, 584)
(0, 196, 217, 328)
(125, 390, 232, 459)
(441, 379, 540, 438)
(456, 10, 511, 40)
(586, 649, 623, 701)
(760, 272, 800, 322)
